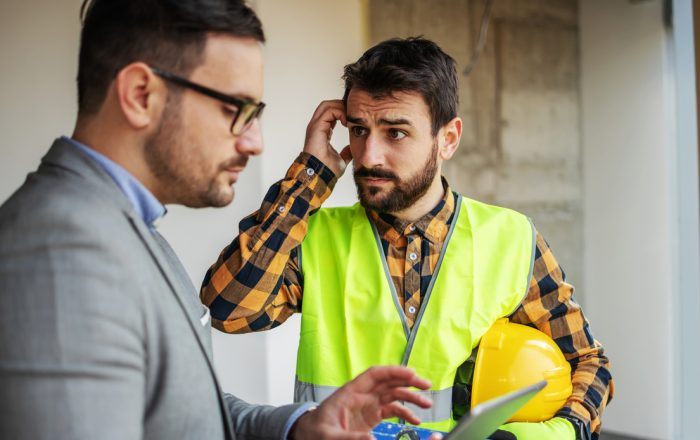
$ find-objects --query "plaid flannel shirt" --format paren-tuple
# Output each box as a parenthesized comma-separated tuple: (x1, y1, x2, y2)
(200, 153, 614, 439)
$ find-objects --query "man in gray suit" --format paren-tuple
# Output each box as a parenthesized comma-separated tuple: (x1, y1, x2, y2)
(0, 1, 435, 439)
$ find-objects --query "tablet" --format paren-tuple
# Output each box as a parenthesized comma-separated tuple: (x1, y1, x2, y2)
(372, 380, 547, 440)
(444, 380, 547, 440)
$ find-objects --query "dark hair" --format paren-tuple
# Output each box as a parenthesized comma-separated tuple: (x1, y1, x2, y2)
(77, 0, 265, 115)
(342, 37, 458, 136)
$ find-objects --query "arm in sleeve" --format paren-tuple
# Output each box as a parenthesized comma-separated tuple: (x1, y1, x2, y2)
(0, 219, 146, 440)
(224, 393, 316, 440)
(509, 230, 614, 440)
(200, 153, 337, 334)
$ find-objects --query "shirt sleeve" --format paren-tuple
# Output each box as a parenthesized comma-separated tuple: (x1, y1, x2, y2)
(200, 153, 336, 333)
(509, 230, 614, 440)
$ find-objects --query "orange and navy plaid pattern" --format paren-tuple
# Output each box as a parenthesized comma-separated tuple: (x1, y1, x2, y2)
(200, 153, 613, 439)
(369, 179, 455, 328)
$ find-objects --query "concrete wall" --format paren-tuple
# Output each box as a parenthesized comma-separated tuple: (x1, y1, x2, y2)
(368, 0, 585, 299)
(580, 1, 675, 438)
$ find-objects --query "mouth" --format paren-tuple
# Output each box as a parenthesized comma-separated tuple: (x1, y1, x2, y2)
(224, 167, 245, 183)
(362, 177, 391, 185)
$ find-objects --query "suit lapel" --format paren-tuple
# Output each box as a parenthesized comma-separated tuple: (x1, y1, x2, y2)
(42, 139, 234, 439)
(128, 216, 209, 346)
(126, 207, 235, 440)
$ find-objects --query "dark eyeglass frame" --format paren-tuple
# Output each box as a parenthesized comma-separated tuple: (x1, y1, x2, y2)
(149, 66, 265, 135)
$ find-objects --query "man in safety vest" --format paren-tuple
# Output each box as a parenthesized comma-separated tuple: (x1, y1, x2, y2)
(201, 37, 613, 440)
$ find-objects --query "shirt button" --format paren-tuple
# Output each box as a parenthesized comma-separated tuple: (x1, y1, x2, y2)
(278, 206, 286, 213)
(306, 168, 315, 176)
(409, 225, 416, 232)
(408, 306, 416, 314)
(409, 252, 417, 261)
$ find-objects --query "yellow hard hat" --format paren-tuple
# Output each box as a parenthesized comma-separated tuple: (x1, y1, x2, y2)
(470, 318, 572, 422)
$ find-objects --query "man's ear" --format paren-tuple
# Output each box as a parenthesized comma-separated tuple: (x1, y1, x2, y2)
(114, 62, 165, 129)
(438, 117, 462, 160)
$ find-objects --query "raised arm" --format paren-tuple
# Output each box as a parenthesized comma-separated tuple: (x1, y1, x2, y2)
(200, 100, 352, 333)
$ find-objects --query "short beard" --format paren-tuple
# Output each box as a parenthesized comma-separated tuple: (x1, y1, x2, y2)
(144, 92, 233, 208)
(354, 141, 439, 213)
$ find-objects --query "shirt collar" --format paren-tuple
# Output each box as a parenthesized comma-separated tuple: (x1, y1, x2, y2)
(368, 177, 456, 245)
(63, 136, 166, 229)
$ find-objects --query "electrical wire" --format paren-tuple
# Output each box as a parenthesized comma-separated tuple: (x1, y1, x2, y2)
(463, 0, 494, 75)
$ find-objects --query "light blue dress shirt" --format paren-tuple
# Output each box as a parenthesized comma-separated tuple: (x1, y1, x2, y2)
(63, 136, 166, 229)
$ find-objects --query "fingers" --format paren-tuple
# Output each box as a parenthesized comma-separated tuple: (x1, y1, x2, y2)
(303, 100, 349, 176)
(372, 377, 432, 394)
(379, 388, 432, 409)
(307, 100, 346, 132)
(324, 366, 434, 436)
(352, 366, 432, 393)
(428, 433, 444, 440)
(340, 145, 353, 165)
(380, 402, 423, 426)
(309, 99, 345, 120)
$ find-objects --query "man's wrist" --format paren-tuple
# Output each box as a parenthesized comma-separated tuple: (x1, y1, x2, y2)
(296, 152, 338, 187)
(285, 403, 317, 440)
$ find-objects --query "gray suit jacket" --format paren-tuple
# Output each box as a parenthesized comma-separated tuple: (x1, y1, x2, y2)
(0, 138, 302, 439)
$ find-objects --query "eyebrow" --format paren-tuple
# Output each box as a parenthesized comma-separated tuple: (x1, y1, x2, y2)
(217, 89, 257, 103)
(228, 93, 257, 103)
(237, 93, 258, 102)
(346, 116, 413, 127)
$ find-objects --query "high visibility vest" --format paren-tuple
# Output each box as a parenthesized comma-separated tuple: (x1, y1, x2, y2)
(295, 195, 535, 431)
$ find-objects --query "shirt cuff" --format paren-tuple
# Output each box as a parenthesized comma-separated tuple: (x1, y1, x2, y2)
(295, 152, 338, 188)
(282, 401, 318, 440)
(557, 414, 591, 440)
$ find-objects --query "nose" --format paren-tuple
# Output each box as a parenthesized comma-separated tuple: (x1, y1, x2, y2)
(354, 132, 384, 168)
(235, 118, 263, 156)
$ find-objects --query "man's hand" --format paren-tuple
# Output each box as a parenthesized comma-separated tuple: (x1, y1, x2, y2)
(289, 366, 433, 440)
(303, 100, 353, 177)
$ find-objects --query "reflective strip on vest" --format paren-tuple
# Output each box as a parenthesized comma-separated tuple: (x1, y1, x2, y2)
(294, 378, 454, 423)
(297, 196, 535, 431)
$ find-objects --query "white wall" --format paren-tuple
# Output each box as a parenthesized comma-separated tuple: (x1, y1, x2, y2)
(0, 0, 82, 203)
(580, 1, 675, 438)
(0, 0, 364, 406)
(248, 0, 364, 405)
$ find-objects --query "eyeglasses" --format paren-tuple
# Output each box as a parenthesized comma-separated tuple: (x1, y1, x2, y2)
(150, 66, 265, 135)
